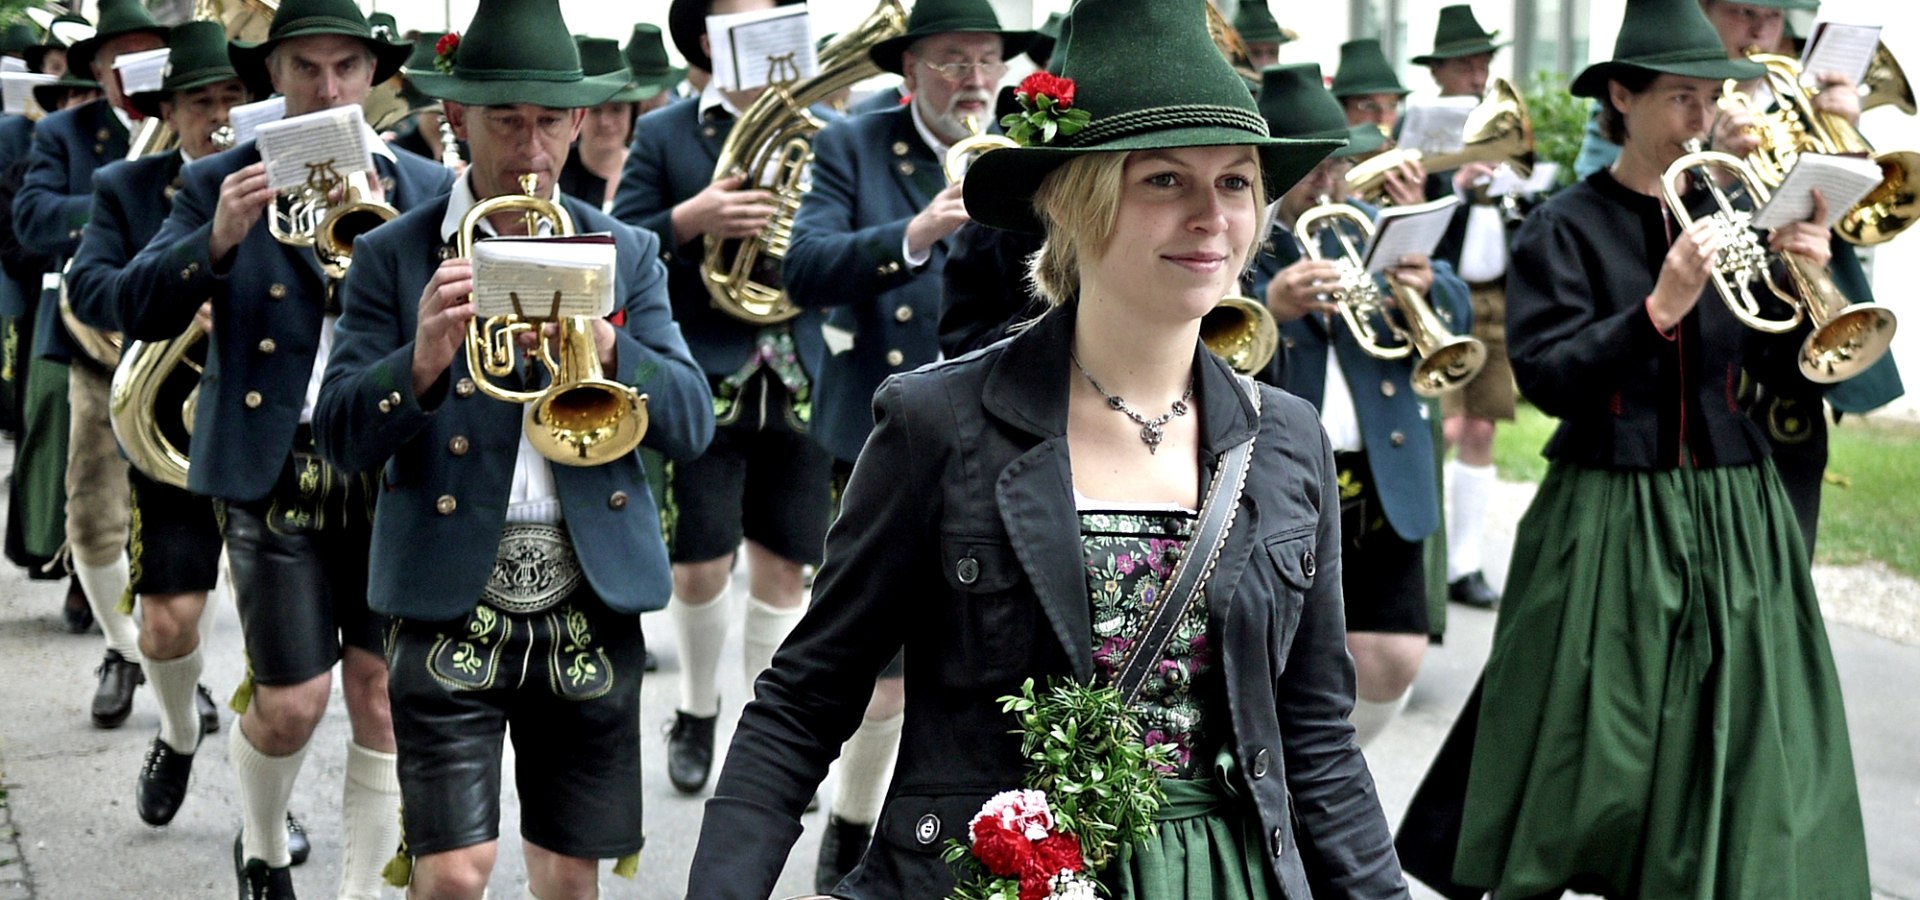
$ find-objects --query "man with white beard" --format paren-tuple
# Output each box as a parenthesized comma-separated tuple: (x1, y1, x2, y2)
(776, 0, 1032, 890)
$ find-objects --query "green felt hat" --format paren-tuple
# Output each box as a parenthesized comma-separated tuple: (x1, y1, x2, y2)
(1330, 38, 1409, 97)
(130, 21, 246, 119)
(1412, 5, 1508, 65)
(228, 0, 414, 95)
(1027, 12, 1065, 66)
(396, 36, 439, 111)
(576, 36, 652, 103)
(964, 0, 1342, 235)
(66, 0, 168, 79)
(868, 0, 1036, 76)
(32, 70, 102, 111)
(622, 24, 683, 98)
(409, 0, 630, 109)
(1233, 1, 1290, 46)
(2, 22, 38, 57)
(1257, 63, 1379, 159)
(1570, 0, 1766, 98)
(366, 12, 401, 44)
(25, 14, 88, 73)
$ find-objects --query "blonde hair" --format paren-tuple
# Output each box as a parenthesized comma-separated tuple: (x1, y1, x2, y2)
(1026, 148, 1269, 306)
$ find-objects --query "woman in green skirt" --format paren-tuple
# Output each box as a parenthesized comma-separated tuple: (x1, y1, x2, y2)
(1441, 0, 1871, 896)
(682, 0, 1410, 897)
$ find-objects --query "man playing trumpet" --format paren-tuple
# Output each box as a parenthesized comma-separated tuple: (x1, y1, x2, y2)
(314, 0, 712, 894)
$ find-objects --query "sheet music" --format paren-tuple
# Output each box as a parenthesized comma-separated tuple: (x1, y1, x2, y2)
(0, 72, 57, 116)
(0, 57, 25, 74)
(471, 234, 618, 319)
(708, 6, 816, 92)
(255, 105, 372, 191)
(228, 96, 287, 146)
(1363, 196, 1462, 273)
(1801, 22, 1880, 86)
(1751, 153, 1884, 229)
(1398, 95, 1477, 156)
(112, 47, 170, 98)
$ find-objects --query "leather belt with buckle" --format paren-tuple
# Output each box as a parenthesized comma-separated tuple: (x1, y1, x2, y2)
(482, 523, 583, 614)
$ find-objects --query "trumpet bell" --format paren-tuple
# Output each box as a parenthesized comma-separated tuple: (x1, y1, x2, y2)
(527, 380, 651, 466)
(1833, 149, 1920, 245)
(1410, 336, 1488, 398)
(1800, 303, 1898, 384)
(1201, 295, 1279, 376)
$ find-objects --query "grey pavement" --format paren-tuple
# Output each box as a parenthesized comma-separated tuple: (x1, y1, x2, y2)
(1, 444, 1914, 899)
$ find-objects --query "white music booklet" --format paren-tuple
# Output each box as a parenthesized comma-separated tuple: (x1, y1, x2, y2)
(707, 6, 816, 92)
(1800, 23, 1880, 87)
(112, 47, 170, 98)
(0, 72, 57, 115)
(1398, 95, 1478, 156)
(471, 234, 618, 320)
(255, 105, 373, 191)
(1363, 195, 1462, 273)
(1751, 153, 1883, 230)
(228, 96, 287, 147)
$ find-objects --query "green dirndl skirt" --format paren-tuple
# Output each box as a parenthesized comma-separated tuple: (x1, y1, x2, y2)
(1106, 752, 1279, 900)
(16, 356, 70, 560)
(1454, 460, 1868, 899)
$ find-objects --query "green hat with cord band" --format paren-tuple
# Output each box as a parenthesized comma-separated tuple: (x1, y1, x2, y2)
(65, 0, 167, 79)
(1258, 63, 1380, 159)
(963, 0, 1342, 236)
(129, 21, 246, 119)
(1569, 0, 1766, 98)
(867, 0, 1037, 76)
(576, 36, 656, 104)
(621, 24, 684, 98)
(227, 0, 414, 97)
(1411, 5, 1508, 65)
(1329, 38, 1410, 97)
(407, 0, 630, 109)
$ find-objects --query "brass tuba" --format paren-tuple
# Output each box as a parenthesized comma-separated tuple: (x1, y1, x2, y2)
(700, 0, 908, 325)
(1346, 77, 1534, 204)
(462, 175, 650, 465)
(1730, 52, 1920, 245)
(1660, 140, 1897, 382)
(1293, 199, 1488, 396)
(1201, 295, 1279, 376)
(110, 329, 207, 488)
(59, 113, 185, 368)
(1862, 41, 1915, 116)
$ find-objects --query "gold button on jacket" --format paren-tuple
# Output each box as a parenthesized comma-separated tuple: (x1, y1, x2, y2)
(448, 435, 470, 456)
(243, 391, 262, 408)
(435, 495, 457, 515)
(608, 490, 629, 510)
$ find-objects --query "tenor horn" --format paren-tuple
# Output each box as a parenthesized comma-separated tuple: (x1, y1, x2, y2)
(1862, 41, 1915, 116)
(461, 175, 650, 465)
(1345, 77, 1534, 204)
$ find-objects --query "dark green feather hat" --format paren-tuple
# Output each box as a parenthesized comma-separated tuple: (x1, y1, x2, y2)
(1411, 5, 1508, 66)
(408, 0, 629, 109)
(1570, 0, 1765, 98)
(1258, 63, 1382, 159)
(228, 0, 414, 93)
(964, 0, 1342, 235)
(868, 0, 1036, 76)
(65, 0, 167, 78)
(130, 21, 246, 119)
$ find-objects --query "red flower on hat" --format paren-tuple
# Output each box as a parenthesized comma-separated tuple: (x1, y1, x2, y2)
(1016, 72, 1075, 109)
(1004, 72, 1091, 147)
(433, 32, 459, 74)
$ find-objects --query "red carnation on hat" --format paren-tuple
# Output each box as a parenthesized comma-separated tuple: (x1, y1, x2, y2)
(1017, 71, 1075, 108)
(1004, 73, 1092, 146)
(433, 32, 460, 74)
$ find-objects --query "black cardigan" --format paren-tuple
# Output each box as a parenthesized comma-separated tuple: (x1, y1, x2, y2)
(1506, 168, 1813, 470)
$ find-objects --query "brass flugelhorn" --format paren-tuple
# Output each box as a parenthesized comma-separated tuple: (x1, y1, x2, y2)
(1201, 295, 1279, 376)
(1293, 199, 1487, 397)
(943, 115, 1017, 183)
(461, 174, 649, 465)
(1659, 140, 1896, 382)
(701, 0, 908, 325)
(1345, 77, 1534, 205)
(268, 161, 397, 278)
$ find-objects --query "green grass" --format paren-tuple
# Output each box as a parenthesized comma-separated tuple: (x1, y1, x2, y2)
(1491, 402, 1920, 578)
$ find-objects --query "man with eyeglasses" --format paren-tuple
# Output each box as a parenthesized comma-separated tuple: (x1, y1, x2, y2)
(778, 0, 1032, 890)
(1330, 37, 1427, 206)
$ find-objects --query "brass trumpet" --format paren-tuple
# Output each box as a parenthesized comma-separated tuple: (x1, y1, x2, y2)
(1659, 141, 1897, 382)
(943, 115, 1017, 183)
(1345, 77, 1534, 205)
(461, 174, 650, 465)
(268, 161, 397, 278)
(1293, 200, 1487, 397)
(1201, 295, 1279, 376)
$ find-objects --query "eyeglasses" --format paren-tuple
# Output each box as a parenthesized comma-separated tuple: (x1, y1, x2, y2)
(1351, 98, 1402, 115)
(918, 59, 1009, 82)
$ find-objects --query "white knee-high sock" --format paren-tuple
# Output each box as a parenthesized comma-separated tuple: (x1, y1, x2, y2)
(1445, 460, 1495, 582)
(831, 711, 903, 825)
(74, 555, 141, 659)
(669, 586, 731, 717)
(230, 723, 307, 868)
(144, 648, 205, 753)
(1350, 689, 1412, 749)
(339, 742, 402, 900)
(741, 597, 804, 700)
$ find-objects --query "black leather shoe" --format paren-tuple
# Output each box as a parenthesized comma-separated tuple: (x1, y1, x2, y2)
(197, 683, 221, 735)
(61, 578, 94, 634)
(1449, 571, 1500, 610)
(665, 709, 717, 794)
(137, 737, 195, 826)
(235, 832, 297, 900)
(814, 814, 873, 893)
(286, 813, 310, 867)
(91, 650, 145, 728)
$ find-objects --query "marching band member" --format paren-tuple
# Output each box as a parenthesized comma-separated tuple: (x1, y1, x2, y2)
(1233, 0, 1293, 70)
(1407, 0, 1869, 894)
(64, 19, 247, 831)
(780, 0, 1032, 888)
(557, 35, 665, 210)
(1412, 5, 1516, 610)
(608, 0, 836, 807)
(115, 0, 450, 894)
(1330, 38, 1428, 206)
(1251, 63, 1472, 747)
(689, 2, 1407, 896)
(316, 0, 711, 894)
(13, 0, 166, 730)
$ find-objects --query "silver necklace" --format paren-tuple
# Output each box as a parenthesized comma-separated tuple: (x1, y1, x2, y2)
(1072, 354, 1193, 455)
